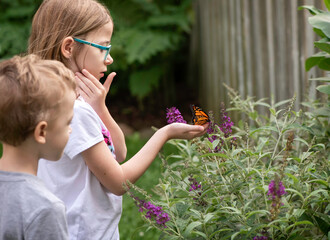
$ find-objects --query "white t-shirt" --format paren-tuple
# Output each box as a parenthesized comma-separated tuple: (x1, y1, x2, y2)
(38, 98, 122, 240)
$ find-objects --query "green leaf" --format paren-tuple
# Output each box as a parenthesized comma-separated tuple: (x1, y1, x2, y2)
(184, 221, 202, 236)
(220, 207, 242, 215)
(122, 29, 174, 64)
(250, 126, 278, 135)
(315, 40, 330, 54)
(309, 77, 330, 82)
(305, 52, 326, 71)
(309, 179, 329, 188)
(309, 13, 330, 38)
(200, 152, 229, 159)
(246, 210, 270, 219)
(203, 213, 215, 223)
(285, 221, 314, 232)
(192, 230, 207, 239)
(313, 212, 330, 235)
(209, 229, 232, 238)
(274, 99, 292, 108)
(286, 188, 305, 201)
(316, 84, 330, 94)
(325, 0, 330, 11)
(318, 57, 330, 70)
(305, 189, 329, 201)
(129, 66, 162, 100)
(286, 173, 299, 184)
(298, 5, 324, 15)
(314, 106, 330, 117)
(314, 27, 328, 38)
(294, 137, 309, 147)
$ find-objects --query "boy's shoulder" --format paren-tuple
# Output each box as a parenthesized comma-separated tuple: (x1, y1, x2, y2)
(0, 170, 65, 210)
(0, 171, 68, 239)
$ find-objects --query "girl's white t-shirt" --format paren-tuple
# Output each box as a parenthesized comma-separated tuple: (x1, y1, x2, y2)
(38, 98, 122, 240)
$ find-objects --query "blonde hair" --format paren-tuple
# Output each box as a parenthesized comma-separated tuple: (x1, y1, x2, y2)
(0, 54, 76, 146)
(28, 0, 112, 67)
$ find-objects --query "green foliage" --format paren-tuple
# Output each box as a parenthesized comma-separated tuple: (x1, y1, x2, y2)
(0, 0, 41, 60)
(0, 0, 194, 104)
(119, 133, 181, 239)
(102, 0, 194, 103)
(127, 87, 329, 240)
(299, 1, 330, 102)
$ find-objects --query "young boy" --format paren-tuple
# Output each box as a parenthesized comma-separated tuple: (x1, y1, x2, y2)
(0, 54, 76, 239)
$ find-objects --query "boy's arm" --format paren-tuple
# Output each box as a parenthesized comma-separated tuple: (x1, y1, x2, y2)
(82, 123, 207, 196)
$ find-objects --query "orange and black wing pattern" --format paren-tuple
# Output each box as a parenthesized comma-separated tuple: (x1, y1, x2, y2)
(190, 104, 210, 125)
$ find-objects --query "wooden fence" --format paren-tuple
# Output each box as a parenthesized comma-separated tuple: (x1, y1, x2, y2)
(191, 0, 326, 121)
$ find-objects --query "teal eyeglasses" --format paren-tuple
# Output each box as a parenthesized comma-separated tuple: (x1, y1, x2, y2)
(73, 38, 111, 61)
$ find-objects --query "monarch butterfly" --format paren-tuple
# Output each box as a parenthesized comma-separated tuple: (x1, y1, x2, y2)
(190, 104, 210, 125)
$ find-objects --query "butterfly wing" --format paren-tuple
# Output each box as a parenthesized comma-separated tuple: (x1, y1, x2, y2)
(190, 104, 210, 125)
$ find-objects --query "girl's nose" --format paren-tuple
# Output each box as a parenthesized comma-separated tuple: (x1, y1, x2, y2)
(104, 54, 113, 65)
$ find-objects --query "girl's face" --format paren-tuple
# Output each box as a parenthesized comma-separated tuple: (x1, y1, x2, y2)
(72, 22, 114, 80)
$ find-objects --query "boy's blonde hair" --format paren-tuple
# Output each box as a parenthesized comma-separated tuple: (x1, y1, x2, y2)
(0, 54, 76, 146)
(28, 0, 112, 67)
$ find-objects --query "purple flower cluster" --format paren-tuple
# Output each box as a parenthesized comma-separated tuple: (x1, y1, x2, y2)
(188, 177, 207, 206)
(189, 177, 202, 192)
(267, 180, 286, 200)
(135, 197, 170, 228)
(166, 107, 187, 124)
(253, 229, 270, 240)
(219, 104, 234, 138)
(207, 120, 223, 152)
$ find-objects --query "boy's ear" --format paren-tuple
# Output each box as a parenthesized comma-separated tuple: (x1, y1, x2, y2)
(61, 37, 75, 59)
(34, 121, 48, 144)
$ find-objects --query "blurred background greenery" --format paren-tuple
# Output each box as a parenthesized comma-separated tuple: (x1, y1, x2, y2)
(1, 0, 196, 238)
(0, 0, 198, 122)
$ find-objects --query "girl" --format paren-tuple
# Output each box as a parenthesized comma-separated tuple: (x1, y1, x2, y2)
(29, 0, 208, 239)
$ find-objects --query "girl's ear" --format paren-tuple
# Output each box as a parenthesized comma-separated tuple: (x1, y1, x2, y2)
(34, 121, 48, 144)
(61, 37, 75, 59)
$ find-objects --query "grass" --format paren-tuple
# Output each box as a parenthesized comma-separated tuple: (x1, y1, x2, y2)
(119, 132, 164, 240)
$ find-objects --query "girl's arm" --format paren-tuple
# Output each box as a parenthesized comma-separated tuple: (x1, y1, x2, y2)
(82, 123, 208, 196)
(75, 70, 127, 163)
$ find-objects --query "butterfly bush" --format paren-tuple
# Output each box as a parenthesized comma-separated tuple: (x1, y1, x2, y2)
(206, 103, 236, 153)
(125, 183, 171, 229)
(166, 107, 187, 124)
(129, 83, 329, 239)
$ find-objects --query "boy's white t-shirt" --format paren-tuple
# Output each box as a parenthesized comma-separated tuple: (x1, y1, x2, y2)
(38, 98, 122, 240)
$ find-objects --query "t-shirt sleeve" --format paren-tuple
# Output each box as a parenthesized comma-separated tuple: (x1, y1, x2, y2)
(64, 100, 104, 159)
(25, 202, 69, 240)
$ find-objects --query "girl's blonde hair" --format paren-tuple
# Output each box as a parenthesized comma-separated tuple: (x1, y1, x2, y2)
(0, 54, 76, 146)
(28, 0, 112, 67)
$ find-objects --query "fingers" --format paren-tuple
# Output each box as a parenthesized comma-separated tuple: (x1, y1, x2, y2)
(103, 72, 116, 93)
(76, 69, 116, 95)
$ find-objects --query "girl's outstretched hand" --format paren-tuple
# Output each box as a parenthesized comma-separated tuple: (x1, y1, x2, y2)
(163, 122, 209, 140)
(75, 69, 116, 113)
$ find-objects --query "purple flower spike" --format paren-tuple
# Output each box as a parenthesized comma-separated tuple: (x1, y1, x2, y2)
(166, 107, 187, 124)
(132, 196, 170, 228)
(267, 180, 286, 200)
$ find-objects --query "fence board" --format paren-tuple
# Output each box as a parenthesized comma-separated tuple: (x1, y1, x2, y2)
(195, 0, 326, 122)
